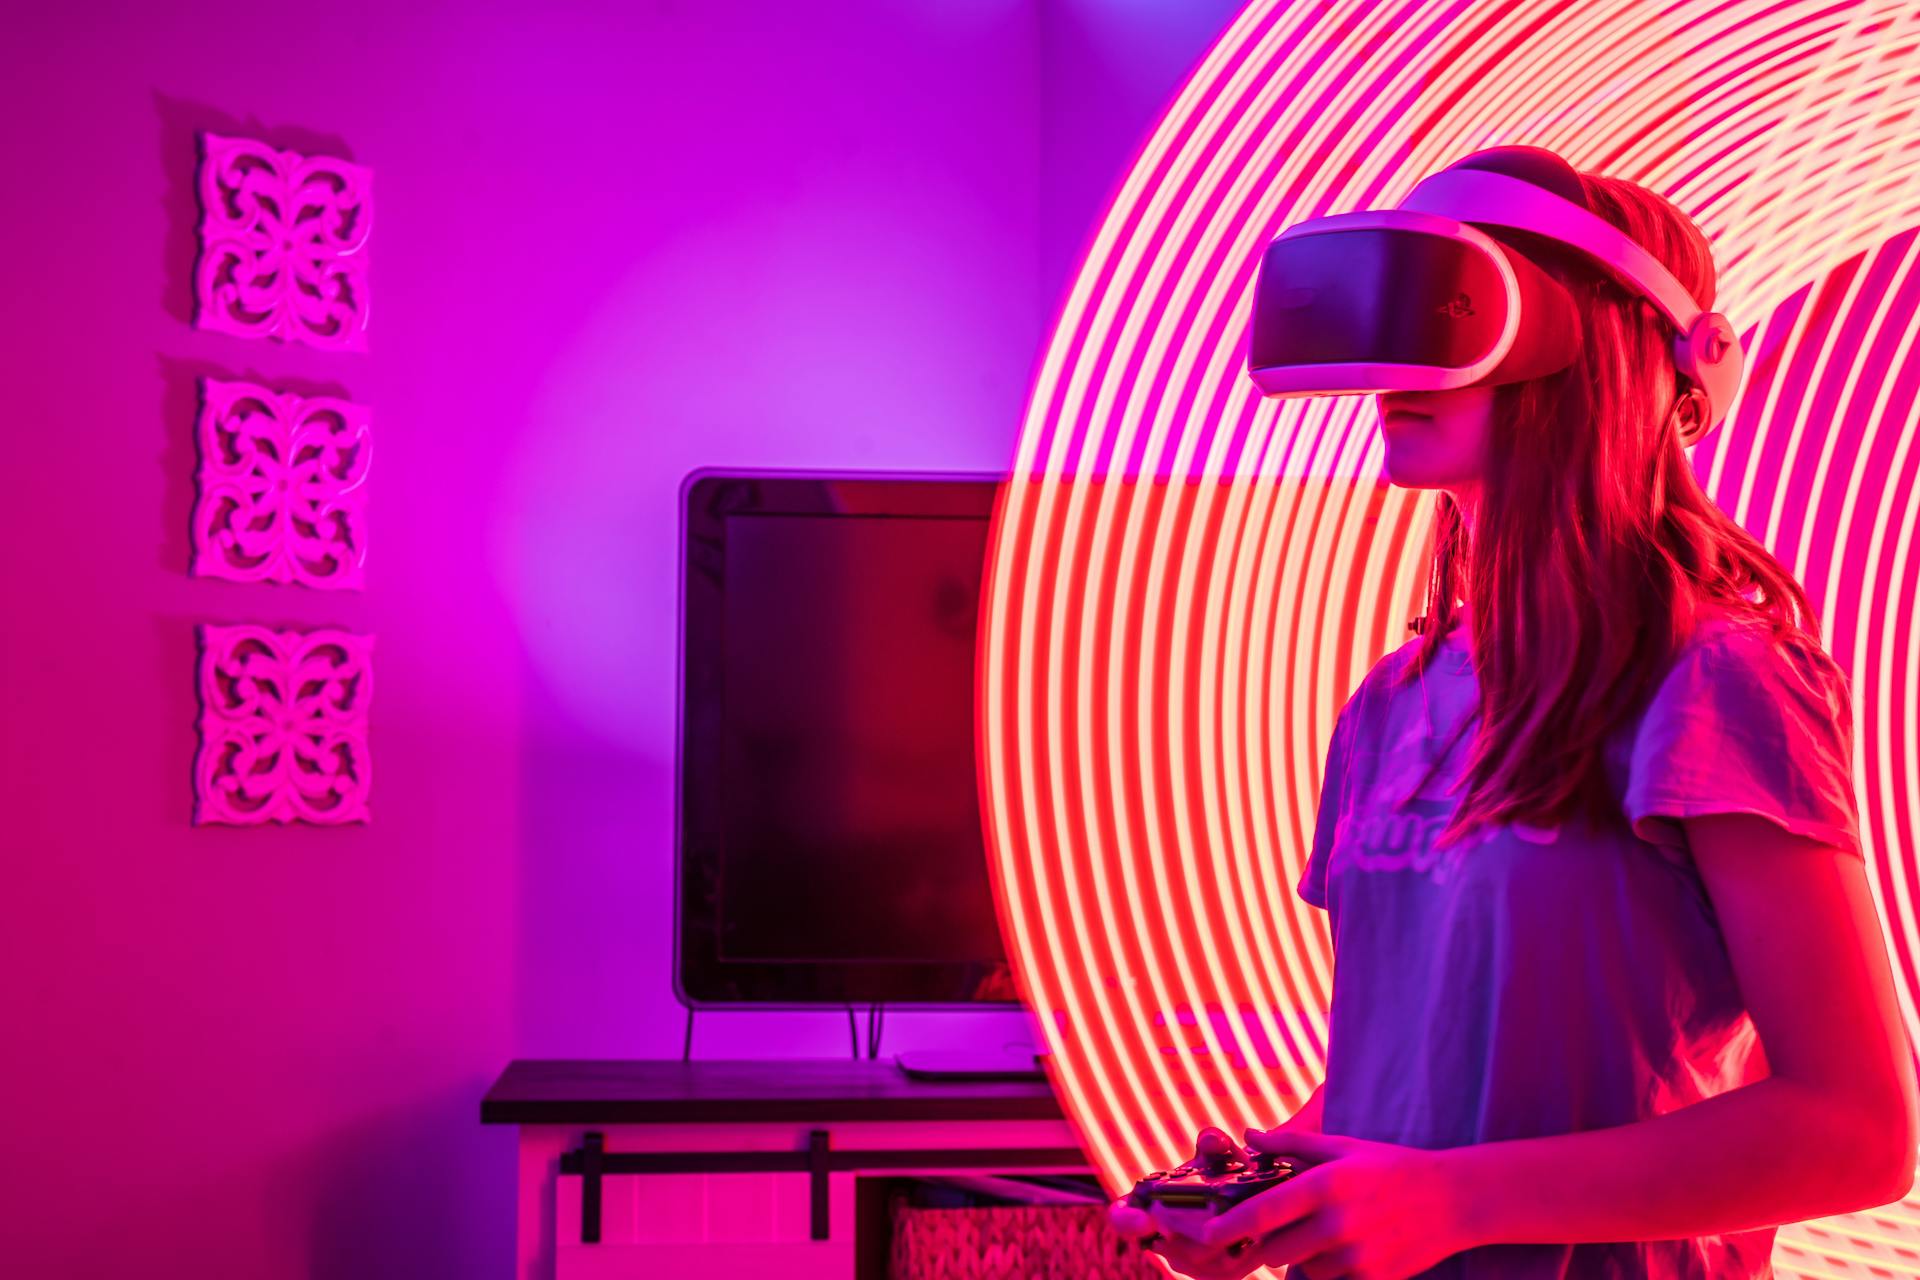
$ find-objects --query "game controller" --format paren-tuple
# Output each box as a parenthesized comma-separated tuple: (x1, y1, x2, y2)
(1123, 1126, 1303, 1259)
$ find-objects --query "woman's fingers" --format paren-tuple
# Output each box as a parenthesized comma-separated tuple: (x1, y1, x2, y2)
(1111, 1200, 1255, 1278)
(1149, 1205, 1257, 1280)
(1109, 1199, 1158, 1241)
(1152, 1233, 1257, 1280)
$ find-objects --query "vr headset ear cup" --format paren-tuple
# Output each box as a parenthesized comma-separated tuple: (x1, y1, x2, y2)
(1673, 311, 1742, 445)
(1598, 282, 1742, 447)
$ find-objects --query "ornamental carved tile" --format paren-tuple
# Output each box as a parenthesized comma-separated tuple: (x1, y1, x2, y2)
(192, 378, 370, 589)
(195, 624, 373, 826)
(195, 132, 372, 351)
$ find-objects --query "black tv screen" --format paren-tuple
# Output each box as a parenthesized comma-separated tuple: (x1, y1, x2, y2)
(675, 470, 1021, 1006)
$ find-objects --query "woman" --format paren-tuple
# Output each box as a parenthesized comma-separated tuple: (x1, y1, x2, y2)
(1109, 149, 1917, 1279)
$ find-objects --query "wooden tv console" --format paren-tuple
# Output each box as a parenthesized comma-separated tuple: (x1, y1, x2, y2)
(481, 1058, 1096, 1279)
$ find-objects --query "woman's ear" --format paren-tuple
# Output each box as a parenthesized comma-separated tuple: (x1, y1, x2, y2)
(1669, 383, 1711, 444)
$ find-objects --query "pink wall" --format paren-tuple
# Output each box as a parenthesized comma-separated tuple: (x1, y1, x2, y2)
(0, 0, 1240, 1273)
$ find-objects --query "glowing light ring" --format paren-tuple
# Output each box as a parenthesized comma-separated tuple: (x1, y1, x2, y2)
(980, 1, 1920, 1273)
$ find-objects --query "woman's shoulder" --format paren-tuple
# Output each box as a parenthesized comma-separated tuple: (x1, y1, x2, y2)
(1668, 603, 1838, 673)
(1647, 603, 1849, 721)
(1335, 630, 1437, 720)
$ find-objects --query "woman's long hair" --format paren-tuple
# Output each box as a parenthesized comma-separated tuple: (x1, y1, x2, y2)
(1393, 169, 1821, 849)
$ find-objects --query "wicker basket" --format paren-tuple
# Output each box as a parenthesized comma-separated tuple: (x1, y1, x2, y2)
(888, 1200, 1163, 1280)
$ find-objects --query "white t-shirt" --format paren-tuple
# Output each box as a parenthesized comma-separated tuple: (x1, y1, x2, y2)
(1298, 609, 1861, 1279)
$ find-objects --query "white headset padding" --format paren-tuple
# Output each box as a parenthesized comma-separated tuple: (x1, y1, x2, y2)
(1674, 311, 1742, 441)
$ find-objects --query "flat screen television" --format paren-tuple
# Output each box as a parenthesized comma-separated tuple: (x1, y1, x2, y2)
(674, 468, 1022, 1008)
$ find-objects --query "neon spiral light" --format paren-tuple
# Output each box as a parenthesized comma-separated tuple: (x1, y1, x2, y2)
(979, 1, 1920, 1274)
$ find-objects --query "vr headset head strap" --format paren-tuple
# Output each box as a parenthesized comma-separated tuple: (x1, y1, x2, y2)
(1396, 162, 1743, 443)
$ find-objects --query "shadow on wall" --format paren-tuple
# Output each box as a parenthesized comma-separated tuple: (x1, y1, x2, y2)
(299, 1078, 517, 1280)
(152, 91, 357, 332)
(513, 640, 680, 1057)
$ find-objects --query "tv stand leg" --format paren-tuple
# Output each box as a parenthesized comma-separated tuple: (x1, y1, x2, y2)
(809, 1129, 831, 1240)
(580, 1132, 603, 1244)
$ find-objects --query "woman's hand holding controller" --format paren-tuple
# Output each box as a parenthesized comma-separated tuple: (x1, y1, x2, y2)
(1107, 1116, 1315, 1279)
(1109, 1107, 1468, 1279)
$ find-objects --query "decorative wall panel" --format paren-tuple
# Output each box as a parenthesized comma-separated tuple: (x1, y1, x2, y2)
(191, 377, 370, 589)
(194, 132, 372, 351)
(195, 624, 373, 825)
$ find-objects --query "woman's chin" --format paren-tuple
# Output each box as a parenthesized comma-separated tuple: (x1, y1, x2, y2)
(1382, 457, 1467, 491)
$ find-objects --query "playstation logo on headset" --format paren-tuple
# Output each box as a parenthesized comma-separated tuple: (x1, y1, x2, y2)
(1435, 292, 1475, 319)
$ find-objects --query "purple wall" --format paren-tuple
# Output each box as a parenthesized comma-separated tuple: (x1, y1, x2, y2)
(0, 0, 1240, 1274)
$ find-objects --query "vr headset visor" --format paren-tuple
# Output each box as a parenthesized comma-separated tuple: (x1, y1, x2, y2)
(1246, 208, 1583, 398)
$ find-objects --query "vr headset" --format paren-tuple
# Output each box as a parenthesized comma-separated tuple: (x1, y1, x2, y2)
(1245, 146, 1743, 446)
